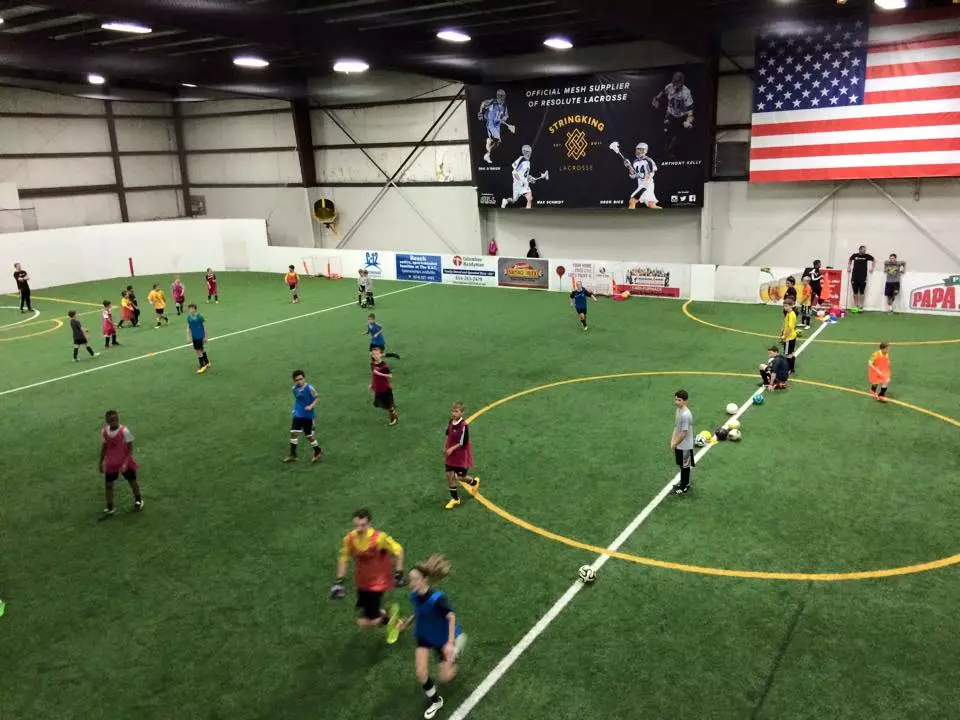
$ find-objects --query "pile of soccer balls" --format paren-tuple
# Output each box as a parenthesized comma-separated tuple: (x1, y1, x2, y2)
(694, 402, 744, 446)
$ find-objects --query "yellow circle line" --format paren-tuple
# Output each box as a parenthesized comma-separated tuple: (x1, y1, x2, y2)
(0, 318, 63, 341)
(682, 299, 960, 347)
(466, 371, 960, 581)
(0, 307, 99, 332)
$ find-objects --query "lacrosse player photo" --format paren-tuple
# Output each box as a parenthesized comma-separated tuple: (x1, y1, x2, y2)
(625, 142, 661, 210)
(501, 145, 548, 209)
(652, 71, 695, 160)
(477, 89, 515, 165)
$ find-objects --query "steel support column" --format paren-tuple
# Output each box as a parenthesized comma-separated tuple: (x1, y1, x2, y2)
(172, 103, 192, 217)
(104, 100, 129, 222)
(291, 99, 317, 188)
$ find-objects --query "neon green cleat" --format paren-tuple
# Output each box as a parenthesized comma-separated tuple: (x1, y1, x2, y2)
(385, 603, 401, 644)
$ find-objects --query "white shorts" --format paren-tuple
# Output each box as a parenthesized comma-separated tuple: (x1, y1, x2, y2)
(630, 177, 657, 204)
(512, 181, 531, 199)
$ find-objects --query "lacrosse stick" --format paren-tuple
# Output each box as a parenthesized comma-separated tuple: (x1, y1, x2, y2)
(609, 141, 628, 162)
(529, 170, 549, 184)
(504, 122, 516, 134)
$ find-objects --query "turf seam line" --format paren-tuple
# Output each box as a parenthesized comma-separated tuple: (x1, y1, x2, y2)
(0, 283, 431, 398)
(749, 580, 813, 720)
(448, 317, 831, 720)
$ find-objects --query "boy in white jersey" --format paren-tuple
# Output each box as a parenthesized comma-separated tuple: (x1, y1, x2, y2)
(501, 145, 534, 209)
(625, 142, 661, 209)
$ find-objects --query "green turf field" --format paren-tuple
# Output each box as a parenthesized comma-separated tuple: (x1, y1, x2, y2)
(1, 272, 958, 720)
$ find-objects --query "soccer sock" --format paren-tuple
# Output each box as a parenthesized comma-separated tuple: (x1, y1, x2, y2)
(198, 356, 205, 368)
(879, 386, 888, 397)
(871, 384, 878, 392)
(104, 338, 110, 348)
(680, 466, 691, 489)
(310, 438, 321, 455)
(423, 680, 438, 700)
(580, 316, 587, 327)
(466, 477, 478, 487)
(448, 487, 460, 501)
(289, 438, 298, 456)
(118, 320, 124, 328)
(111, 334, 118, 345)
(86, 346, 95, 356)
(73, 347, 79, 360)
(379, 611, 390, 626)
(202, 352, 209, 366)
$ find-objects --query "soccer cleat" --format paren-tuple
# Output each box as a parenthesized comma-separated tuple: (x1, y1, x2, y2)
(424, 697, 444, 720)
(133, 499, 144, 512)
(98, 508, 117, 521)
(196, 365, 208, 374)
(673, 484, 689, 495)
(282, 455, 298, 463)
(385, 603, 401, 644)
(877, 395, 887, 402)
(466, 477, 480, 497)
(73, 358, 79, 363)
(388, 418, 398, 426)
(444, 498, 461, 510)
(582, 324, 589, 331)
(311, 449, 323, 463)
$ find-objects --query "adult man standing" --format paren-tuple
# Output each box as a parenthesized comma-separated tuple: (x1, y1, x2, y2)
(847, 245, 875, 311)
(804, 259, 824, 306)
(882, 253, 907, 314)
(13, 262, 31, 313)
(670, 389, 695, 495)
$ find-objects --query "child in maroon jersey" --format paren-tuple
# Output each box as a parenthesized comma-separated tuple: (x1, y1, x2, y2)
(97, 409, 143, 520)
(370, 347, 398, 426)
(171, 275, 186, 315)
(205, 268, 219, 303)
(101, 300, 119, 348)
(443, 401, 479, 510)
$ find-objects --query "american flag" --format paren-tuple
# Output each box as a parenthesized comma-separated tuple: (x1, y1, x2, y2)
(750, 9, 960, 182)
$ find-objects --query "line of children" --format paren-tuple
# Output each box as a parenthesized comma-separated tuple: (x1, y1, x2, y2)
(780, 297, 798, 374)
(172, 275, 186, 315)
(285, 265, 300, 304)
(147, 284, 169, 329)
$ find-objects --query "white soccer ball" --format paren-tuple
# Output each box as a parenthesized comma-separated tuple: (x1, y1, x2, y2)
(694, 434, 706, 448)
(578, 565, 597, 583)
(727, 419, 741, 431)
(725, 403, 738, 415)
(728, 428, 742, 441)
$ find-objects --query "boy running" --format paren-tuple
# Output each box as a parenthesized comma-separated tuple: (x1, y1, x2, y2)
(285, 265, 300, 304)
(395, 554, 467, 720)
(569, 280, 597, 330)
(670, 389, 694, 495)
(868, 342, 891, 402)
(69, 310, 99, 362)
(98, 409, 144, 519)
(101, 300, 119, 348)
(186, 304, 210, 374)
(330, 508, 406, 636)
(443, 401, 479, 509)
(370, 347, 399, 426)
(781, 298, 798, 374)
(365, 314, 400, 358)
(205, 268, 219, 303)
(284, 369, 323, 463)
(147, 284, 169, 328)
(172, 275, 186, 315)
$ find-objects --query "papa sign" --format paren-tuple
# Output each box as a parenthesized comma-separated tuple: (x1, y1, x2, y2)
(910, 276, 960, 313)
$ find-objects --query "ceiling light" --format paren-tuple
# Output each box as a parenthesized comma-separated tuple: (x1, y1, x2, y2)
(333, 59, 369, 74)
(101, 21, 152, 34)
(0, 18, 5, 26)
(182, 83, 197, 88)
(233, 55, 269, 69)
(874, 0, 906, 8)
(836, 0, 848, 4)
(543, 36, 573, 50)
(437, 29, 471, 43)
(87, 73, 106, 85)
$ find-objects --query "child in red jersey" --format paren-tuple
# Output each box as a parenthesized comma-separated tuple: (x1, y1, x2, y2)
(205, 268, 219, 303)
(101, 300, 119, 348)
(371, 347, 399, 426)
(97, 409, 143, 519)
(443, 401, 479, 510)
(285, 265, 300, 304)
(118, 291, 135, 329)
(171, 275, 186, 315)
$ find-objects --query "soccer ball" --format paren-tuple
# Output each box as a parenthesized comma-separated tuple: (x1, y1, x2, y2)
(360, 301, 368, 309)
(752, 393, 764, 405)
(578, 565, 597, 583)
(725, 402, 738, 415)
(816, 309, 825, 319)
(728, 428, 742, 441)
(714, 427, 729, 441)
(694, 430, 712, 447)
(727, 419, 741, 431)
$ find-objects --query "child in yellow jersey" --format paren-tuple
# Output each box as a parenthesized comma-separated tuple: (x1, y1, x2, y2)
(146, 284, 169, 328)
(285, 264, 300, 304)
(799, 275, 813, 329)
(868, 342, 891, 402)
(780, 298, 798, 374)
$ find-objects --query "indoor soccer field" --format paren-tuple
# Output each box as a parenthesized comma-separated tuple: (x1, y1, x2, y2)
(1, 272, 959, 720)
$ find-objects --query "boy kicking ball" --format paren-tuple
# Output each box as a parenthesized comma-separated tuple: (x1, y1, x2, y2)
(868, 342, 891, 402)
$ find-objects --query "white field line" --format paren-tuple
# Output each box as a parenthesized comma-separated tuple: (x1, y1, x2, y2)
(449, 318, 831, 719)
(0, 283, 431, 398)
(0, 307, 40, 329)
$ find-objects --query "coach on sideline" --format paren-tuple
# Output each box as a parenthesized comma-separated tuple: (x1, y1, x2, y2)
(13, 262, 31, 313)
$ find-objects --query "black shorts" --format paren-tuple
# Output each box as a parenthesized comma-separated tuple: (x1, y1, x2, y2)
(155, 308, 165, 316)
(191, 338, 205, 350)
(675, 448, 695, 469)
(782, 338, 797, 355)
(445, 465, 470, 476)
(373, 390, 395, 409)
(416, 637, 452, 661)
(574, 306, 587, 315)
(885, 282, 900, 299)
(356, 590, 383, 620)
(291, 417, 314, 434)
(73, 337, 87, 346)
(105, 469, 137, 483)
(851, 277, 867, 294)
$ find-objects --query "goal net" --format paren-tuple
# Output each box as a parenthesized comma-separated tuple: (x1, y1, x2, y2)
(301, 253, 344, 279)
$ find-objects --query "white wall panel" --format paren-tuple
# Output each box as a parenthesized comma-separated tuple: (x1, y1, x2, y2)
(187, 151, 300, 184)
(180, 98, 289, 116)
(197, 187, 313, 247)
(28, 193, 121, 229)
(0, 156, 115, 188)
(0, 117, 110, 154)
(0, 87, 104, 115)
(112, 102, 171, 117)
(314, 145, 471, 184)
(115, 117, 176, 152)
(184, 113, 295, 150)
(311, 100, 468, 145)
(127, 190, 182, 221)
(717, 74, 753, 126)
(120, 155, 181, 187)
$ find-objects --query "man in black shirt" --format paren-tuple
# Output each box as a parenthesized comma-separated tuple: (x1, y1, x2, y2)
(803, 259, 824, 306)
(13, 262, 31, 313)
(847, 245, 875, 311)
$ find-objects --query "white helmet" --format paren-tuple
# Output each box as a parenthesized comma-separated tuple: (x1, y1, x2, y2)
(635, 142, 648, 157)
(521, 144, 532, 159)
(496, 89, 506, 102)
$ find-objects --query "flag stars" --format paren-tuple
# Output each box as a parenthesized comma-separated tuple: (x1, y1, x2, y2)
(775, 100, 784, 109)
(793, 99, 801, 107)
(841, 68, 850, 77)
(839, 86, 849, 95)
(848, 94, 859, 103)
(830, 96, 839, 104)
(851, 58, 861, 67)
(757, 102, 766, 111)
(811, 98, 820, 106)
(831, 77, 840, 87)
(842, 50, 851, 58)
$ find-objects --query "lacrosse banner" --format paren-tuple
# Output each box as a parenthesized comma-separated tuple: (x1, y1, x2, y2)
(465, 66, 707, 210)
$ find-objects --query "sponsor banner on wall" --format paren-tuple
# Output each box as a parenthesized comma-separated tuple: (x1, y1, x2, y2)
(568, 261, 616, 295)
(347, 249, 397, 281)
(497, 257, 549, 289)
(466, 66, 707, 209)
(442, 255, 498, 287)
(910, 275, 960, 313)
(614, 263, 684, 298)
(396, 253, 442, 282)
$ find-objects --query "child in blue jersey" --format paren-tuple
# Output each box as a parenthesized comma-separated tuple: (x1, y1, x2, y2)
(363, 313, 400, 358)
(395, 554, 466, 720)
(185, 304, 210, 374)
(283, 369, 323, 463)
(569, 280, 597, 330)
